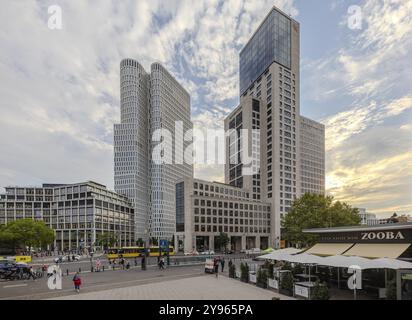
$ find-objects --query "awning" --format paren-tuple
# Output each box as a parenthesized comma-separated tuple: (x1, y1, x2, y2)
(305, 243, 354, 256)
(343, 243, 411, 259)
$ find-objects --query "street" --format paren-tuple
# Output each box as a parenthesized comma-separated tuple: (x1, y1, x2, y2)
(0, 264, 205, 300)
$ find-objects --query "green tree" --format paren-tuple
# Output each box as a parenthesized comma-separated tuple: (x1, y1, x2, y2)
(283, 193, 360, 248)
(136, 238, 144, 247)
(96, 232, 118, 249)
(1, 219, 55, 252)
(150, 237, 158, 246)
(215, 232, 230, 252)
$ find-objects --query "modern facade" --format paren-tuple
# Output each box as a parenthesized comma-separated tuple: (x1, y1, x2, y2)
(175, 178, 272, 253)
(225, 6, 302, 245)
(0, 182, 135, 251)
(300, 116, 325, 195)
(114, 59, 193, 241)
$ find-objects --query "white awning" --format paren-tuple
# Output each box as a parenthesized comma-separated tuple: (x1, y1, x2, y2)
(363, 258, 412, 270)
(343, 243, 411, 259)
(320, 255, 373, 269)
(305, 243, 354, 256)
(257, 248, 302, 261)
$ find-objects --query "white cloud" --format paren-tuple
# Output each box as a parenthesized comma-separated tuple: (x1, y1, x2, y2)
(0, 0, 298, 189)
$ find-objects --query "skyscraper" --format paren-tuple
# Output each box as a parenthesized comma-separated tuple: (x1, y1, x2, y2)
(300, 116, 325, 195)
(114, 59, 193, 241)
(226, 6, 301, 245)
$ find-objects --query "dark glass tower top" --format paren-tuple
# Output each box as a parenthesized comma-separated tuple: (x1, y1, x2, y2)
(239, 8, 292, 95)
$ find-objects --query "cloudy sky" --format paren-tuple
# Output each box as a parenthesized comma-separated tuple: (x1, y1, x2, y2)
(0, 0, 411, 218)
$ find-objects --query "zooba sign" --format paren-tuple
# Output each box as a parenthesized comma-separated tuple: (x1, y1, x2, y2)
(361, 231, 405, 241)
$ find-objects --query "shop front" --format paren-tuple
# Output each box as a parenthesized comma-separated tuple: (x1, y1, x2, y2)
(303, 223, 412, 300)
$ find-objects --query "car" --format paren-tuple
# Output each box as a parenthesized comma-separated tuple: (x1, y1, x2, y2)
(201, 250, 215, 255)
(184, 251, 199, 256)
(53, 256, 66, 263)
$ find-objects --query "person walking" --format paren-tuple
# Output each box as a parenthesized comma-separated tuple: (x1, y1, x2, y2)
(214, 259, 219, 278)
(27, 266, 36, 280)
(221, 258, 225, 273)
(95, 259, 101, 272)
(72, 272, 82, 293)
(126, 261, 130, 270)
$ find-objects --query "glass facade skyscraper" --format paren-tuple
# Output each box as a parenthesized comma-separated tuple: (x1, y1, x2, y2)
(240, 9, 291, 95)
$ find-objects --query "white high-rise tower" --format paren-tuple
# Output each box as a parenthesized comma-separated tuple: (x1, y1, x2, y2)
(114, 59, 193, 241)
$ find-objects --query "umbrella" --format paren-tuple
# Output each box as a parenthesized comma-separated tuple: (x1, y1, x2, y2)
(286, 253, 325, 265)
(256, 248, 301, 261)
(320, 255, 372, 269)
(365, 258, 412, 270)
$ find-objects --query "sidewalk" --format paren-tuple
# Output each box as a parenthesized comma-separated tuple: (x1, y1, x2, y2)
(50, 274, 295, 300)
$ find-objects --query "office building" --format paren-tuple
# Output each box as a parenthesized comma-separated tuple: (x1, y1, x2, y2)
(224, 6, 326, 248)
(114, 59, 193, 241)
(226, 6, 301, 245)
(175, 178, 272, 253)
(0, 182, 135, 251)
(300, 116, 325, 195)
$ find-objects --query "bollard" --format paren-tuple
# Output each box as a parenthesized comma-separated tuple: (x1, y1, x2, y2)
(67, 269, 69, 276)
(102, 266, 105, 272)
(79, 268, 81, 273)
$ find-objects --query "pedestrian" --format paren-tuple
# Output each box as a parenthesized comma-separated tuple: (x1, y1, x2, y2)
(126, 261, 130, 270)
(221, 258, 225, 273)
(134, 257, 138, 267)
(27, 266, 36, 280)
(161, 257, 165, 270)
(228, 259, 233, 269)
(95, 259, 101, 272)
(72, 272, 82, 293)
(214, 260, 219, 278)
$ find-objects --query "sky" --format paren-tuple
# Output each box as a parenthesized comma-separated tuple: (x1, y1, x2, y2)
(0, 0, 411, 218)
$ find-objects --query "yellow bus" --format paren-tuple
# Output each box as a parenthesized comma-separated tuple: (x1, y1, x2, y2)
(107, 246, 175, 259)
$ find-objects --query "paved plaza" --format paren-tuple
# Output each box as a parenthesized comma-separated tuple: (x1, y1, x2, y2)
(50, 274, 294, 300)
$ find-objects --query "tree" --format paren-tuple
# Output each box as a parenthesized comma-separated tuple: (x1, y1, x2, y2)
(215, 232, 230, 252)
(1, 219, 55, 253)
(283, 193, 360, 248)
(136, 238, 144, 247)
(96, 232, 118, 249)
(150, 237, 158, 246)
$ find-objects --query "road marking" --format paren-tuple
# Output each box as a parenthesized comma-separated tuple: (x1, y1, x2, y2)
(3, 284, 28, 289)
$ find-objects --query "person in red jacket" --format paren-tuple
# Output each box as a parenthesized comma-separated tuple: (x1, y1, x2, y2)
(72, 272, 82, 293)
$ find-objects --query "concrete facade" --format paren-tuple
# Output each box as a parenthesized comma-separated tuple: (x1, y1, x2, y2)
(177, 178, 272, 253)
(0, 181, 135, 251)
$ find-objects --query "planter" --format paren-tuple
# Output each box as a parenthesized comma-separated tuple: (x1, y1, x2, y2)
(257, 281, 267, 289)
(268, 278, 279, 290)
(249, 273, 257, 283)
(279, 288, 293, 296)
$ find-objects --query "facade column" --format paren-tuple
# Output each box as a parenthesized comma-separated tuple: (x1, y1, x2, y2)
(68, 231, 71, 251)
(256, 236, 261, 250)
(241, 236, 246, 251)
(209, 235, 214, 251)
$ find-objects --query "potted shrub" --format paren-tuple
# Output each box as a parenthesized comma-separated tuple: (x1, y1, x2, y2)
(240, 263, 249, 283)
(257, 268, 268, 289)
(386, 281, 397, 300)
(311, 282, 330, 300)
(279, 271, 294, 296)
(229, 264, 236, 279)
